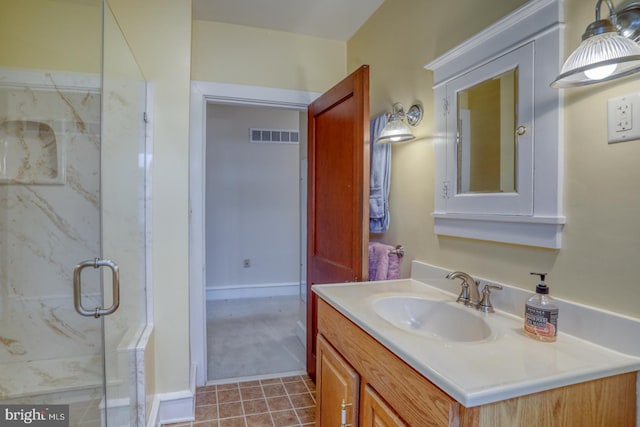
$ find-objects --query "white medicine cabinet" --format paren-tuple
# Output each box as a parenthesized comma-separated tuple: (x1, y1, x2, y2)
(425, 0, 565, 249)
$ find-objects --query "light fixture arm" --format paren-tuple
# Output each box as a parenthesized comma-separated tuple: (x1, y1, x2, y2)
(617, 0, 640, 41)
(583, 0, 618, 39)
(595, 0, 616, 22)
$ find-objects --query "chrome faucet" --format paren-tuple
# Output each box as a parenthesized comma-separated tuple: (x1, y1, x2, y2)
(446, 271, 481, 308)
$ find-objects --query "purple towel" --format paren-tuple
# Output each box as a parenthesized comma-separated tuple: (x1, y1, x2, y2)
(387, 252, 401, 280)
(368, 242, 401, 281)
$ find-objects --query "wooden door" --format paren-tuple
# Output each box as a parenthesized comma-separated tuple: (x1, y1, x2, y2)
(316, 334, 360, 427)
(306, 65, 370, 378)
(361, 384, 408, 427)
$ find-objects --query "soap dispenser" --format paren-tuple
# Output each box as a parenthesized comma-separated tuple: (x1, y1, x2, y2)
(524, 272, 559, 342)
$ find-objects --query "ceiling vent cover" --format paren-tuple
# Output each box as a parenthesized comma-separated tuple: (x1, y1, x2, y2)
(250, 128, 299, 144)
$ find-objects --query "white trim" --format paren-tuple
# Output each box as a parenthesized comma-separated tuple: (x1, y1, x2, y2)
(191, 81, 320, 109)
(156, 364, 196, 425)
(189, 80, 320, 387)
(424, 0, 564, 86)
(206, 282, 299, 300)
(432, 213, 566, 249)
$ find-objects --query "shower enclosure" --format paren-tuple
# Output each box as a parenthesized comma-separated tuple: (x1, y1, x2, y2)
(0, 1, 149, 425)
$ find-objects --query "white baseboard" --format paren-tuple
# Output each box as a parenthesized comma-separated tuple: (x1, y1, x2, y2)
(155, 365, 196, 426)
(206, 282, 300, 300)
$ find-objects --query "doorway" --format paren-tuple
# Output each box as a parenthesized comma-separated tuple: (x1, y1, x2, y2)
(205, 103, 305, 381)
(189, 81, 320, 386)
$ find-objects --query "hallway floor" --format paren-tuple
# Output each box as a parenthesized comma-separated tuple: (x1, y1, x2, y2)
(207, 295, 305, 381)
(164, 375, 316, 427)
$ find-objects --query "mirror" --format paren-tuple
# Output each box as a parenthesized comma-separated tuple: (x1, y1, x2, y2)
(456, 68, 518, 194)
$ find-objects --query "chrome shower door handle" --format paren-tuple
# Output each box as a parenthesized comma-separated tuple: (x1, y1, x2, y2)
(73, 258, 120, 318)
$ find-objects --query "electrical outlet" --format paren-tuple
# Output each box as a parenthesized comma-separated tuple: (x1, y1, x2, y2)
(607, 93, 640, 143)
(243, 258, 251, 268)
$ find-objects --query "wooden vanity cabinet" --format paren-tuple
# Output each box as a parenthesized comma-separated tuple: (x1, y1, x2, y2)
(361, 385, 408, 427)
(317, 330, 408, 427)
(316, 298, 637, 427)
(316, 334, 359, 427)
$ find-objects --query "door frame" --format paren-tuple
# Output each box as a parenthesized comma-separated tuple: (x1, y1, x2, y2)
(189, 80, 320, 386)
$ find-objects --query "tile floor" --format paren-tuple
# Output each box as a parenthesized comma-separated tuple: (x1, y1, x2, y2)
(164, 375, 316, 427)
(207, 296, 306, 381)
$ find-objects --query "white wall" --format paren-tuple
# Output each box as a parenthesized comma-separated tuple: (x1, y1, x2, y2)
(206, 104, 300, 289)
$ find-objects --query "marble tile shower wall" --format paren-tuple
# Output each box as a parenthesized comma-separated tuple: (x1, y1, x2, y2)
(0, 77, 103, 400)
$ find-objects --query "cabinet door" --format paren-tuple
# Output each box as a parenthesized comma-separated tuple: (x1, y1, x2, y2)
(361, 384, 407, 427)
(316, 334, 360, 427)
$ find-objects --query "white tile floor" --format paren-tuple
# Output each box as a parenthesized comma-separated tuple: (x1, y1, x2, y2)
(207, 295, 306, 381)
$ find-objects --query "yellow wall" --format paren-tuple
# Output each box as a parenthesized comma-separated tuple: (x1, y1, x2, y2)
(192, 20, 346, 92)
(108, 0, 192, 394)
(0, 0, 101, 72)
(349, 0, 640, 318)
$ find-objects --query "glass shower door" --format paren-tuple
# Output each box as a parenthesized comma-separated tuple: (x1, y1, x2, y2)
(0, 0, 107, 423)
(0, 1, 148, 425)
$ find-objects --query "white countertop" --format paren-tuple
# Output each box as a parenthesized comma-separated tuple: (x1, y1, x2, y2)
(313, 278, 640, 407)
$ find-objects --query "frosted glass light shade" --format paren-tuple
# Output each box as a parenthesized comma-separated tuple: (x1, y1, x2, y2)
(376, 103, 422, 144)
(552, 30, 640, 88)
(377, 119, 415, 144)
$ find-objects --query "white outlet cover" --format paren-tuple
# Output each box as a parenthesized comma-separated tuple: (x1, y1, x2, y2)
(607, 93, 640, 144)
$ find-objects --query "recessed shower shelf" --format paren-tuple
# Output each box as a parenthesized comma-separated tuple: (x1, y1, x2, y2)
(0, 120, 65, 185)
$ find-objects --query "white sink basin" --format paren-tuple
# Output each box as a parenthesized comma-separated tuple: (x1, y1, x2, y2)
(371, 296, 492, 342)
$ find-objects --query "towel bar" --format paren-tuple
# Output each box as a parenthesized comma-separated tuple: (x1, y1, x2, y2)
(389, 245, 404, 257)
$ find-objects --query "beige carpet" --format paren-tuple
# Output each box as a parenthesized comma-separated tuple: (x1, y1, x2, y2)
(207, 295, 306, 381)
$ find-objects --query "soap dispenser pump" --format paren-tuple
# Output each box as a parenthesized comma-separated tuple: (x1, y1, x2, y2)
(524, 272, 559, 342)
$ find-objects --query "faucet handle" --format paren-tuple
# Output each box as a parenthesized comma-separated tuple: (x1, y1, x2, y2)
(479, 284, 502, 313)
(455, 281, 471, 305)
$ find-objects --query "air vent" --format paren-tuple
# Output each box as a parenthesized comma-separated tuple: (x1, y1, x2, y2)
(250, 128, 299, 144)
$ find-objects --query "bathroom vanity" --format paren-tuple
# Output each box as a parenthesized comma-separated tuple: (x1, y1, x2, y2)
(313, 278, 639, 426)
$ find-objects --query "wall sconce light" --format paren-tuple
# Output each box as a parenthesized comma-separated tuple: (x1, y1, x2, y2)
(377, 103, 423, 144)
(551, 0, 640, 88)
